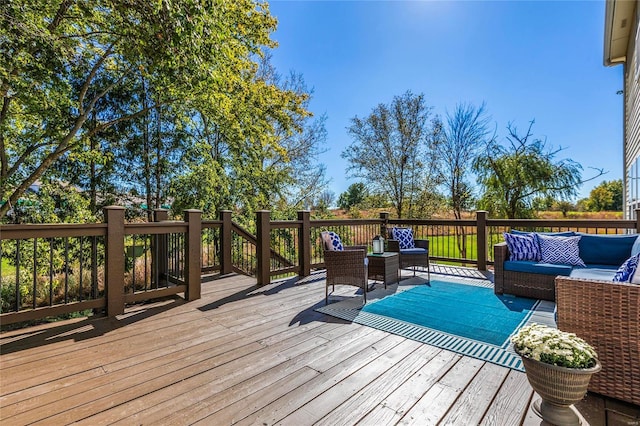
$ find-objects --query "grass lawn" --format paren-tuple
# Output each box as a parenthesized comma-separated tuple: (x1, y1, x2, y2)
(1, 257, 16, 276)
(429, 234, 477, 260)
(427, 233, 505, 261)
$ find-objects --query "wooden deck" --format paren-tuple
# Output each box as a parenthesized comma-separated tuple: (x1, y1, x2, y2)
(1, 267, 638, 425)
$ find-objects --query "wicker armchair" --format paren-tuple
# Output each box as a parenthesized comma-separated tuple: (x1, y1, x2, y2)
(387, 228, 430, 280)
(555, 276, 640, 406)
(321, 232, 368, 305)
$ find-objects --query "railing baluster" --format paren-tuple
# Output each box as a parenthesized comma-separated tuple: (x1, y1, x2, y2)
(32, 238, 37, 309)
(79, 236, 83, 301)
(132, 234, 136, 293)
(64, 237, 69, 304)
(15, 239, 20, 312)
(49, 238, 54, 306)
(91, 236, 98, 299)
(144, 234, 149, 291)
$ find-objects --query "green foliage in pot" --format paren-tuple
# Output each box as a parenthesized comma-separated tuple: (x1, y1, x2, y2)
(511, 323, 598, 369)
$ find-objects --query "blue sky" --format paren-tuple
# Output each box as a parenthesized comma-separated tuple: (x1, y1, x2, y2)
(268, 0, 624, 202)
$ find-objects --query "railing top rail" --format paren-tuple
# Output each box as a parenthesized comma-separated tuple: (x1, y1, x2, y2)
(487, 219, 636, 228)
(202, 219, 223, 227)
(0, 223, 107, 239)
(124, 222, 188, 235)
(389, 219, 477, 226)
(271, 220, 302, 229)
(311, 218, 383, 227)
(231, 221, 257, 244)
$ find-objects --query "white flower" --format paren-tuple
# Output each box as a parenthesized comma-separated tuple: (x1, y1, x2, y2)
(511, 323, 598, 368)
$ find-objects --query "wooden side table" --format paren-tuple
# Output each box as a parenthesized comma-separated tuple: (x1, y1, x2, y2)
(367, 252, 399, 289)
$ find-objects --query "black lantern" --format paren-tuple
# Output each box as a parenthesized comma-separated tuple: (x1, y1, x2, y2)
(372, 235, 384, 254)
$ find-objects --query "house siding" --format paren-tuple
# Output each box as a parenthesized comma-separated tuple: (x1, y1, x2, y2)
(624, 4, 640, 219)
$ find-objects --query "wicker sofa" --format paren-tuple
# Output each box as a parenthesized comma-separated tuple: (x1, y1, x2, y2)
(494, 232, 639, 301)
(555, 276, 640, 406)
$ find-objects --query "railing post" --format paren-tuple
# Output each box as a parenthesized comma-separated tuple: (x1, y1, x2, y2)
(104, 206, 125, 317)
(220, 210, 233, 275)
(380, 212, 389, 239)
(477, 210, 488, 271)
(184, 209, 202, 301)
(153, 209, 169, 286)
(298, 210, 311, 277)
(256, 210, 271, 286)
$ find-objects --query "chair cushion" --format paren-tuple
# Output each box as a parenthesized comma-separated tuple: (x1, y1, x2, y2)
(632, 236, 640, 257)
(503, 232, 540, 261)
(569, 267, 618, 281)
(392, 228, 415, 249)
(537, 234, 585, 267)
(577, 233, 637, 266)
(613, 253, 640, 283)
(321, 231, 344, 251)
(503, 260, 573, 276)
(400, 248, 428, 254)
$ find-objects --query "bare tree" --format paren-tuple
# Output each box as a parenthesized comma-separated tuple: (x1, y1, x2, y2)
(431, 103, 491, 258)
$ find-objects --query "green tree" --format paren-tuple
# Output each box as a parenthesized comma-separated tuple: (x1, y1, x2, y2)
(553, 200, 575, 217)
(1, 0, 304, 219)
(584, 179, 623, 211)
(315, 190, 336, 210)
(474, 120, 589, 219)
(343, 91, 438, 218)
(338, 183, 368, 210)
(7, 180, 96, 224)
(168, 57, 324, 221)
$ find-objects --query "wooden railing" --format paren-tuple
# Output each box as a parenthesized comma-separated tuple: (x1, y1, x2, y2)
(2, 208, 640, 325)
(253, 210, 640, 285)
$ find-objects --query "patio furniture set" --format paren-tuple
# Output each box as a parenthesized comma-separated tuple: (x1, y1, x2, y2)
(320, 228, 639, 407)
(494, 231, 640, 407)
(320, 228, 429, 305)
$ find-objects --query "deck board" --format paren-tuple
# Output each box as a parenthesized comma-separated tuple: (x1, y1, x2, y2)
(1, 270, 637, 425)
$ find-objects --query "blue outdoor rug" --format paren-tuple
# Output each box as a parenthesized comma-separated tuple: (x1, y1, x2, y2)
(315, 274, 556, 371)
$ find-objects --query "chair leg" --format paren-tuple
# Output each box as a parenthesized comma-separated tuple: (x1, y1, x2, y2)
(325, 284, 329, 305)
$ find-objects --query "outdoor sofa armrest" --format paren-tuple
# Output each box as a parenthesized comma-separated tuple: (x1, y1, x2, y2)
(555, 276, 640, 406)
(493, 242, 508, 294)
(344, 245, 367, 252)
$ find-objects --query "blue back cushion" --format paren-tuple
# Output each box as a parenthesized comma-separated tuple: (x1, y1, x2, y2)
(511, 230, 575, 237)
(503, 233, 540, 261)
(577, 233, 637, 266)
(392, 228, 415, 249)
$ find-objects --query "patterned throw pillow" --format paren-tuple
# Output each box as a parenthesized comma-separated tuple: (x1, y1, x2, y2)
(321, 231, 344, 251)
(537, 234, 585, 266)
(503, 233, 540, 261)
(613, 253, 640, 282)
(392, 228, 415, 249)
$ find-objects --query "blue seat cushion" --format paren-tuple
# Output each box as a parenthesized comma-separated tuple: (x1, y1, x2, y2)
(580, 264, 620, 270)
(577, 233, 637, 266)
(400, 248, 428, 254)
(504, 261, 572, 276)
(569, 267, 617, 281)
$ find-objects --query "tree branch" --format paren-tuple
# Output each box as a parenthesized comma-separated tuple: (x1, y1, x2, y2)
(77, 42, 116, 115)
